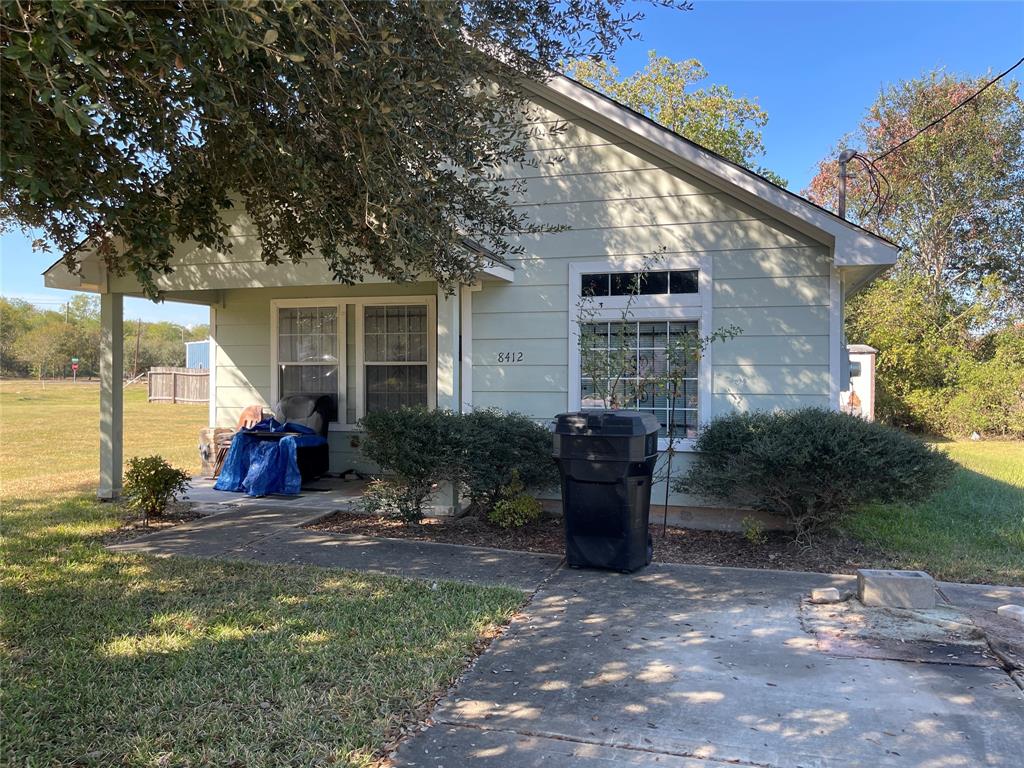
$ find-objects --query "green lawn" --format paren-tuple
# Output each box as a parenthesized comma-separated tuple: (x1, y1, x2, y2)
(847, 440, 1024, 585)
(0, 381, 522, 767)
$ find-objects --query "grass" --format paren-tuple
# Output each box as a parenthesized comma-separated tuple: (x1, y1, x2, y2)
(0, 380, 522, 767)
(847, 440, 1024, 585)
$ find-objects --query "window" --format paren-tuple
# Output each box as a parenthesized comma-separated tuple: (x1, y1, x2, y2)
(580, 320, 699, 438)
(364, 305, 429, 413)
(570, 257, 709, 449)
(581, 269, 698, 297)
(277, 306, 338, 403)
(272, 299, 435, 427)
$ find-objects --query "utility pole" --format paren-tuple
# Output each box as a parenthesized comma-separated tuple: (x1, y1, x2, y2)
(837, 149, 858, 220)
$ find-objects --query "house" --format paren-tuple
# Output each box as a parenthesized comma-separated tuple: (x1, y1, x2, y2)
(45, 71, 898, 518)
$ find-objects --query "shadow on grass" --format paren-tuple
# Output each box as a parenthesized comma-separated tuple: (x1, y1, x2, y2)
(1, 493, 522, 767)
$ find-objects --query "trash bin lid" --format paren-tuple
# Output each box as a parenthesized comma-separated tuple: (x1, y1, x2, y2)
(554, 410, 660, 437)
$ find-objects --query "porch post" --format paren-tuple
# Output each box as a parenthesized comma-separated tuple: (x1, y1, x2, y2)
(436, 286, 461, 412)
(98, 292, 124, 499)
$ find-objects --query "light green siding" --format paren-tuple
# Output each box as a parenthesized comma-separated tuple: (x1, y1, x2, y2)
(188, 92, 838, 506)
(471, 96, 836, 505)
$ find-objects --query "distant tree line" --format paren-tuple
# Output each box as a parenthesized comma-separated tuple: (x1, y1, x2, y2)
(0, 294, 208, 379)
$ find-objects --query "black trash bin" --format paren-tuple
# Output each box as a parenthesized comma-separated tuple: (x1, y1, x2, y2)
(552, 411, 660, 572)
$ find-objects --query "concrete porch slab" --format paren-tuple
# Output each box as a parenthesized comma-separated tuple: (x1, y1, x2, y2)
(184, 475, 368, 512)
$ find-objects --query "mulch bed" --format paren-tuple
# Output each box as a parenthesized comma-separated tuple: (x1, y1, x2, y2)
(306, 511, 889, 575)
(102, 502, 211, 545)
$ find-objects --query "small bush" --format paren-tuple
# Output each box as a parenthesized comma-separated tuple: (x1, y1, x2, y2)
(675, 409, 954, 540)
(487, 474, 543, 529)
(122, 455, 190, 522)
(460, 409, 558, 513)
(740, 515, 767, 546)
(360, 408, 462, 521)
(359, 478, 426, 524)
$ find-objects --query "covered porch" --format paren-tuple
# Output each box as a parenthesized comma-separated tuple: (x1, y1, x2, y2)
(44, 238, 514, 500)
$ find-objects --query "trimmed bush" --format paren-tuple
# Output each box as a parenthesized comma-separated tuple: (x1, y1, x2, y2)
(460, 409, 558, 513)
(360, 407, 555, 522)
(675, 409, 954, 540)
(360, 408, 462, 522)
(486, 471, 544, 529)
(122, 455, 190, 522)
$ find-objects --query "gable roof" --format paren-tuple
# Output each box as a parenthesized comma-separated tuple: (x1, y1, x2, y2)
(519, 70, 899, 271)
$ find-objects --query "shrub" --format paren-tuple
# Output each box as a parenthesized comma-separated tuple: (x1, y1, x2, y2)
(360, 407, 556, 520)
(122, 455, 190, 522)
(360, 408, 462, 522)
(740, 515, 767, 546)
(359, 478, 426, 524)
(675, 409, 954, 540)
(460, 409, 558, 513)
(486, 471, 543, 529)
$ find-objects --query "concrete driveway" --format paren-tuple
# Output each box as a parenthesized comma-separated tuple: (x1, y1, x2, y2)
(393, 564, 1024, 768)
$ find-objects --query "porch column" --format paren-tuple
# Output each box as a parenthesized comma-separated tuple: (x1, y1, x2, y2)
(98, 292, 124, 499)
(436, 286, 461, 411)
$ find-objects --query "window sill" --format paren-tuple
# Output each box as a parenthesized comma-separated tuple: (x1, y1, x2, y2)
(328, 423, 361, 432)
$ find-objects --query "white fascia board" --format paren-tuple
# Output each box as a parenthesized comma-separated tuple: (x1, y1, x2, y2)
(522, 75, 900, 268)
(479, 262, 515, 282)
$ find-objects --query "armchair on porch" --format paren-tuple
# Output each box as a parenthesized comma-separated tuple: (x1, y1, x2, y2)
(212, 395, 333, 497)
(203, 396, 332, 491)
(272, 394, 334, 483)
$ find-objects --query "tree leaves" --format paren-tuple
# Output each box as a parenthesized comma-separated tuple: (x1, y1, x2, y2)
(566, 51, 787, 187)
(1, 0, 690, 299)
(806, 71, 1024, 317)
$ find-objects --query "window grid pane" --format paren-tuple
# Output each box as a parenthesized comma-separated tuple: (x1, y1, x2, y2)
(278, 306, 339, 414)
(580, 319, 699, 438)
(364, 304, 429, 414)
(278, 307, 337, 363)
(580, 270, 699, 297)
(364, 305, 428, 364)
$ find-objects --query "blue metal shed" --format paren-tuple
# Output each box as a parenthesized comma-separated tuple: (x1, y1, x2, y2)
(185, 339, 210, 369)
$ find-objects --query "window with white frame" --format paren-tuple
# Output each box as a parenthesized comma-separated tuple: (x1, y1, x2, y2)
(273, 299, 434, 426)
(571, 257, 709, 447)
(277, 306, 339, 403)
(363, 305, 429, 413)
(580, 320, 700, 438)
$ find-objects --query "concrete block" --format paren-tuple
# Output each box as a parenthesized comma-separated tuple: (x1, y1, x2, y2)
(997, 604, 1024, 624)
(857, 569, 935, 609)
(810, 587, 842, 604)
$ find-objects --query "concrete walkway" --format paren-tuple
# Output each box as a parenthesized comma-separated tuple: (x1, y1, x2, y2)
(108, 505, 562, 591)
(110, 506, 1024, 767)
(394, 564, 1024, 768)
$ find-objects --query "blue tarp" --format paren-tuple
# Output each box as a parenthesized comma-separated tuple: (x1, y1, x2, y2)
(214, 418, 327, 497)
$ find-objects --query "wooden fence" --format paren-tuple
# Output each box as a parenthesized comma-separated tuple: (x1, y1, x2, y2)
(148, 367, 209, 404)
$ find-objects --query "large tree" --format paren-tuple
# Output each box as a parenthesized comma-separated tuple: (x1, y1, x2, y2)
(566, 51, 786, 186)
(1, 0, 686, 298)
(807, 71, 1024, 318)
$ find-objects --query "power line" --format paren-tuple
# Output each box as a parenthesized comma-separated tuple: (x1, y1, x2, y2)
(873, 54, 1024, 163)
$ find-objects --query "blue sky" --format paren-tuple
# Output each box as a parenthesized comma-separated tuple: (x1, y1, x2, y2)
(2, 0, 1021, 325)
